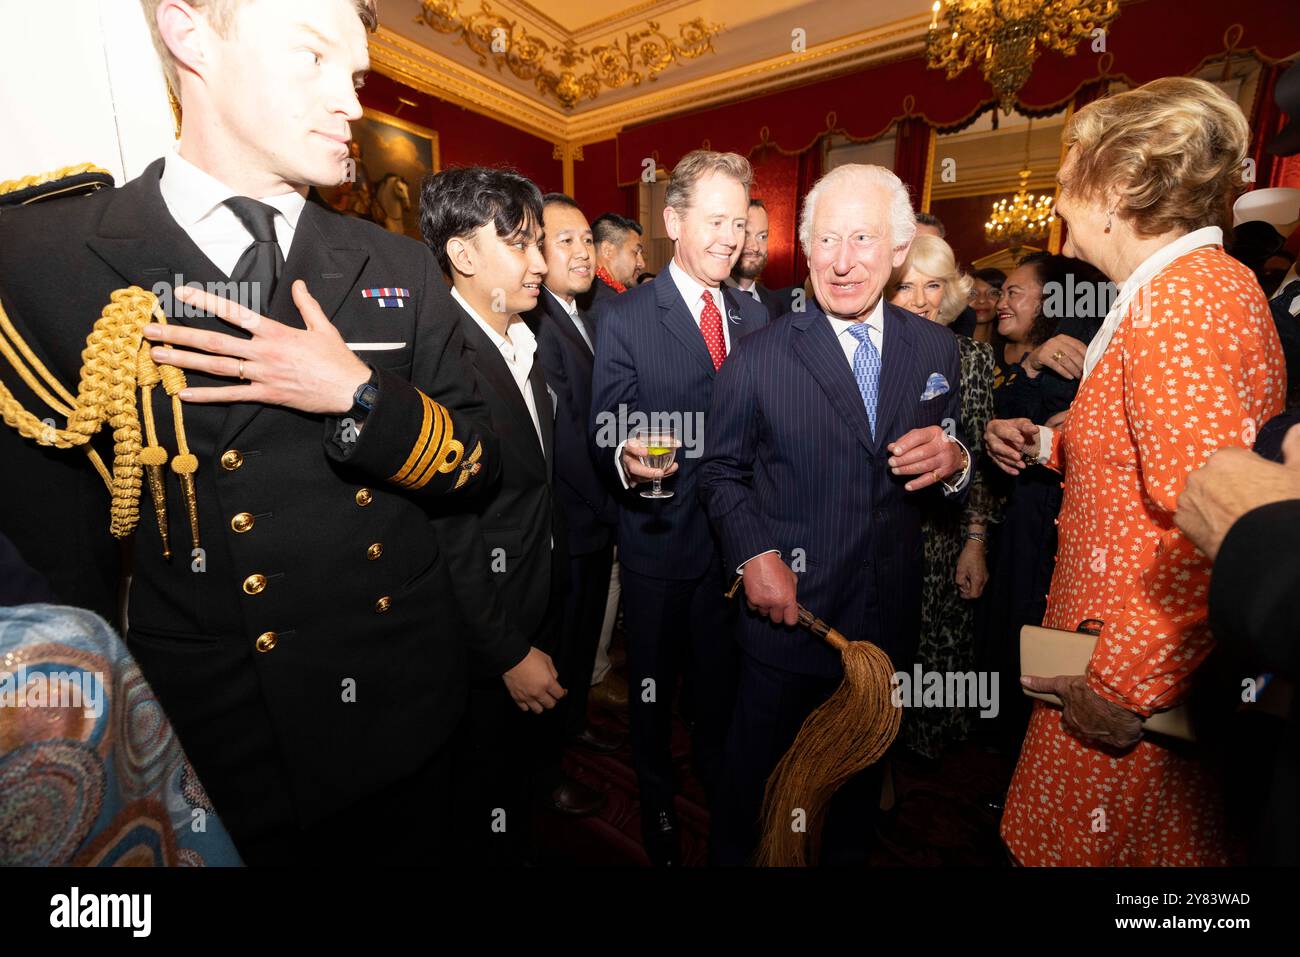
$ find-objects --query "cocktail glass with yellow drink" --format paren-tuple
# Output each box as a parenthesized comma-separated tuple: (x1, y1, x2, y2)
(634, 426, 679, 499)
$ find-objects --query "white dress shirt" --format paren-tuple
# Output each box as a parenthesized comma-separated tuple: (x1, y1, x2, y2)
(452, 287, 544, 452)
(669, 257, 733, 355)
(724, 275, 763, 304)
(827, 295, 885, 364)
(157, 150, 306, 277)
(545, 286, 594, 354)
(1034, 225, 1224, 462)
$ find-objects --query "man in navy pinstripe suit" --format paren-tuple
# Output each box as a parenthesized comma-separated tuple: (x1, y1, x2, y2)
(590, 150, 770, 865)
(699, 164, 973, 865)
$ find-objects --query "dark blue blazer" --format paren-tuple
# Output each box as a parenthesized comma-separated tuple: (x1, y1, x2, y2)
(590, 266, 769, 579)
(526, 289, 616, 556)
(698, 300, 964, 677)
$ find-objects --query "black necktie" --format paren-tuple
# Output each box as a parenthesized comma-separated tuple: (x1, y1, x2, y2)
(224, 196, 284, 314)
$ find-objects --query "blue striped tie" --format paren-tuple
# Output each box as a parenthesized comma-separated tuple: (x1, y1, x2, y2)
(847, 322, 880, 438)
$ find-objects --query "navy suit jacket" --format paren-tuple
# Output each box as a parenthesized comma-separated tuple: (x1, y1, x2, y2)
(698, 300, 964, 677)
(526, 289, 616, 556)
(590, 266, 769, 580)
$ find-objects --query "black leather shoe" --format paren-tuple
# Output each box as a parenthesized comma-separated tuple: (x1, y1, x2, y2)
(547, 777, 607, 816)
(574, 723, 624, 754)
(641, 808, 680, 867)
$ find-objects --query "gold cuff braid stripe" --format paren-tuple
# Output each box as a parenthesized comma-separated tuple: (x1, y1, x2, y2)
(390, 390, 436, 485)
(388, 389, 465, 491)
(409, 402, 464, 490)
(404, 397, 447, 489)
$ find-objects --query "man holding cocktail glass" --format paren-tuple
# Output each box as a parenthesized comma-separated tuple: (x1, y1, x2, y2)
(589, 150, 770, 866)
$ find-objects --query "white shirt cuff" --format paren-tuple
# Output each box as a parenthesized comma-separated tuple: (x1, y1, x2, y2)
(940, 435, 972, 494)
(1035, 425, 1054, 465)
(614, 439, 631, 489)
(737, 549, 781, 574)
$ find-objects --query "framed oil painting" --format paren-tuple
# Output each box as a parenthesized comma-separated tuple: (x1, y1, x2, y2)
(318, 107, 439, 240)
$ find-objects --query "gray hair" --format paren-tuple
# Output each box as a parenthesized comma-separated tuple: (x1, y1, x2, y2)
(799, 164, 916, 257)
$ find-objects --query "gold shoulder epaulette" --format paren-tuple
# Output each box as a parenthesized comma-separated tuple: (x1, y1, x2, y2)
(0, 163, 114, 207)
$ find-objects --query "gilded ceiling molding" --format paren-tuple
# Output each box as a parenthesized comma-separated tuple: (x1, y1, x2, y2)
(368, 26, 571, 140)
(500, 0, 701, 45)
(415, 0, 723, 110)
(369, 14, 935, 147)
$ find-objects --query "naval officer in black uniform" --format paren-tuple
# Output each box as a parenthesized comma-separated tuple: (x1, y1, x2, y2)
(0, 0, 497, 864)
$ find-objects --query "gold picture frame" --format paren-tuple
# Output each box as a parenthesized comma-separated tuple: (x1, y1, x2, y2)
(318, 107, 440, 240)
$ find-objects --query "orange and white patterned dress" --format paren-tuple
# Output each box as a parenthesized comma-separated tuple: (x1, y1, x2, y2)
(1000, 245, 1286, 866)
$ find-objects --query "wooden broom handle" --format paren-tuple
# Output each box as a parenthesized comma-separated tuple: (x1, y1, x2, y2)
(725, 574, 850, 653)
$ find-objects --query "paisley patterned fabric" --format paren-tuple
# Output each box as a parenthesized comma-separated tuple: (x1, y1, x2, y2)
(0, 603, 241, 866)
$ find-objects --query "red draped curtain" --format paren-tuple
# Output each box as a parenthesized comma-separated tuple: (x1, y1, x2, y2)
(893, 117, 934, 211)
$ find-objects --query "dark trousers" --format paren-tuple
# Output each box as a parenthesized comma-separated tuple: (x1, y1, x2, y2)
(556, 544, 616, 741)
(620, 562, 738, 813)
(711, 651, 884, 866)
(236, 740, 456, 866)
(453, 679, 542, 867)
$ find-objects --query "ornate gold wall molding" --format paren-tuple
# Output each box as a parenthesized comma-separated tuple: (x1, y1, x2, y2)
(369, 12, 934, 148)
(415, 0, 721, 110)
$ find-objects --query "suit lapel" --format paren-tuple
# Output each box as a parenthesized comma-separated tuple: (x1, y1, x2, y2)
(791, 309, 876, 456)
(723, 285, 766, 342)
(872, 302, 918, 453)
(528, 357, 554, 475)
(86, 158, 229, 337)
(544, 289, 593, 359)
(216, 200, 369, 449)
(459, 304, 546, 468)
(655, 270, 715, 376)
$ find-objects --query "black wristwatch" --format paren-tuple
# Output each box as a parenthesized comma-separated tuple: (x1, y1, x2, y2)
(347, 368, 379, 420)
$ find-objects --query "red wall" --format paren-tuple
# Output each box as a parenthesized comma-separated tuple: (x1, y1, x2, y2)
(749, 146, 799, 290)
(573, 138, 632, 217)
(359, 72, 561, 192)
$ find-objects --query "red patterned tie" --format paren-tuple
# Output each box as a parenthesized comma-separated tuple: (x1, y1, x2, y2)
(699, 290, 727, 371)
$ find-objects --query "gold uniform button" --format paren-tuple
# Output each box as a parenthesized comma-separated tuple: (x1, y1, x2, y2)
(366, 543, 383, 561)
(242, 573, 267, 595)
(231, 512, 255, 533)
(255, 631, 278, 653)
(374, 596, 392, 614)
(355, 488, 373, 507)
(220, 449, 244, 471)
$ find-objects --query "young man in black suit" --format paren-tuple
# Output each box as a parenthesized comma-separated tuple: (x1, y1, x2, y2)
(420, 167, 568, 864)
(0, 0, 498, 865)
(523, 194, 623, 815)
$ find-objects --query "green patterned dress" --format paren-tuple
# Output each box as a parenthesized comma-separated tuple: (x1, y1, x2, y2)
(905, 335, 1001, 759)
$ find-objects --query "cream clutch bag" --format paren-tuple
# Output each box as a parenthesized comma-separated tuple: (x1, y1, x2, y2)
(1020, 625, 1196, 742)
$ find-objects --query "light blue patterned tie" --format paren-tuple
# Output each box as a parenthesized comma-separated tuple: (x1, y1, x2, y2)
(847, 322, 880, 438)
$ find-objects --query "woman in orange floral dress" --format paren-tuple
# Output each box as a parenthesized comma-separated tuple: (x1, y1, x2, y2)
(985, 77, 1286, 865)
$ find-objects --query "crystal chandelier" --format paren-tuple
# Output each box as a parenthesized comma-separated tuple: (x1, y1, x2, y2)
(985, 119, 1056, 247)
(926, 0, 1119, 114)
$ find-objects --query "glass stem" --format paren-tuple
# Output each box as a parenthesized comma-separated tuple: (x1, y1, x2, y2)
(652, 475, 662, 496)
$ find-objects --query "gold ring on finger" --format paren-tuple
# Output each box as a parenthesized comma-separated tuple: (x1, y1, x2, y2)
(237, 359, 246, 380)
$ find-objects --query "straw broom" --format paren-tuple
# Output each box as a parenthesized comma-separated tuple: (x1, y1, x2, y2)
(726, 575, 902, 867)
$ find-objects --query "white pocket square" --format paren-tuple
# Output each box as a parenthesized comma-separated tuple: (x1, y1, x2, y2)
(920, 372, 949, 401)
